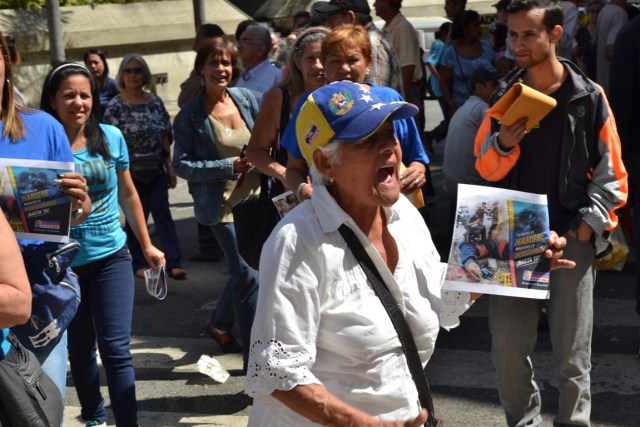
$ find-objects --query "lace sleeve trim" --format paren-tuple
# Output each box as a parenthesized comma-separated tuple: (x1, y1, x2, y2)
(439, 290, 473, 331)
(244, 338, 320, 399)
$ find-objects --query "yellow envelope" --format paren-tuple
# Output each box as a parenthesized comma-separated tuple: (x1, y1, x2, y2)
(400, 163, 425, 209)
(488, 83, 557, 132)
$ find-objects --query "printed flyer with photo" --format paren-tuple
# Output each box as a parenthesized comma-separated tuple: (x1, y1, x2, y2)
(443, 184, 551, 299)
(0, 159, 75, 242)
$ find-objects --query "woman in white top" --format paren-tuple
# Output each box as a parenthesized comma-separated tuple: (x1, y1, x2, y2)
(245, 81, 574, 426)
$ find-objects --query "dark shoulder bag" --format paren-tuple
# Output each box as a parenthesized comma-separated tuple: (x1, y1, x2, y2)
(233, 87, 291, 270)
(338, 225, 444, 427)
(0, 332, 64, 427)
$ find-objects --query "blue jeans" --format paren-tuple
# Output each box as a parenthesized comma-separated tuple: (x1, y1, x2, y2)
(67, 247, 137, 427)
(210, 222, 259, 366)
(126, 171, 182, 271)
(489, 235, 595, 427)
(37, 331, 68, 403)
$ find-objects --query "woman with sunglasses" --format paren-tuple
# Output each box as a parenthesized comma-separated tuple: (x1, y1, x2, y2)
(104, 54, 186, 281)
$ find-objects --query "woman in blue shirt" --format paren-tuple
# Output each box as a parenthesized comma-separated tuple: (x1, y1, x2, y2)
(83, 49, 119, 120)
(439, 10, 496, 117)
(0, 31, 90, 409)
(41, 62, 164, 427)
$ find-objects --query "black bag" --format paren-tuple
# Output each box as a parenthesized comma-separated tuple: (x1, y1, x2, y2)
(12, 241, 81, 356)
(0, 332, 64, 427)
(232, 194, 280, 270)
(129, 154, 164, 183)
(232, 87, 290, 270)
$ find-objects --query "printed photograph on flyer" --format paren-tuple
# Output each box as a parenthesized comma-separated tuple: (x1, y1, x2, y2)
(444, 184, 551, 299)
(0, 158, 75, 242)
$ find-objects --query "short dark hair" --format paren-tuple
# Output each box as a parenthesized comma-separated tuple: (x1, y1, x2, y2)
(293, 10, 311, 22)
(40, 62, 111, 160)
(195, 41, 240, 80)
(435, 21, 452, 40)
(507, 0, 563, 31)
(197, 23, 226, 40)
(451, 9, 480, 41)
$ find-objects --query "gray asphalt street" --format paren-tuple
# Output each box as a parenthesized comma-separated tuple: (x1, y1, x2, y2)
(63, 101, 640, 427)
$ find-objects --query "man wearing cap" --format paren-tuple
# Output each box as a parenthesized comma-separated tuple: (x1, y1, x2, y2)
(474, 0, 627, 424)
(314, 0, 403, 94)
(443, 65, 502, 198)
(442, 65, 501, 242)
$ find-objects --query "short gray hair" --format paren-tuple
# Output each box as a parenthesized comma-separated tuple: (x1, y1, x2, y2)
(116, 53, 152, 91)
(245, 25, 272, 59)
(309, 141, 343, 184)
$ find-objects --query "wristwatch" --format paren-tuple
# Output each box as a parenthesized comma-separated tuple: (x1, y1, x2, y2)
(71, 207, 84, 220)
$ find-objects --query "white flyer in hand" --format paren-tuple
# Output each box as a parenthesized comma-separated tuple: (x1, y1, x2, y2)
(444, 184, 551, 299)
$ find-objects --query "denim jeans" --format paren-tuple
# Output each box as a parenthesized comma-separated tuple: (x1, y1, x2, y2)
(489, 235, 595, 427)
(197, 220, 221, 255)
(37, 330, 68, 402)
(67, 247, 138, 427)
(125, 170, 182, 271)
(210, 222, 259, 366)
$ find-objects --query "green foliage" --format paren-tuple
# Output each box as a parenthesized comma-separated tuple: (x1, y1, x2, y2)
(0, 0, 159, 10)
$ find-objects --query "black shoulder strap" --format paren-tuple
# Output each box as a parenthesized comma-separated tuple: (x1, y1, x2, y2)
(338, 224, 437, 425)
(279, 86, 291, 134)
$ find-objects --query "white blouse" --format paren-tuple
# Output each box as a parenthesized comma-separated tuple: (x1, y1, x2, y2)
(245, 185, 470, 426)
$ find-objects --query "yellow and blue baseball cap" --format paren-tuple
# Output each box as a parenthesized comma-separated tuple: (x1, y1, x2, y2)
(296, 81, 419, 165)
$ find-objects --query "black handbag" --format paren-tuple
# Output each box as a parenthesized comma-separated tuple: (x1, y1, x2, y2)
(232, 190, 280, 270)
(129, 154, 164, 184)
(232, 87, 291, 270)
(338, 224, 444, 427)
(0, 332, 64, 427)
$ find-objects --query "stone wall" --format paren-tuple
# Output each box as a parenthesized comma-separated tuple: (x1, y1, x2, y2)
(1, 0, 249, 114)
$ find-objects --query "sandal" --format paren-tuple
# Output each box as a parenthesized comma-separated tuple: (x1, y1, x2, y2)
(169, 267, 187, 280)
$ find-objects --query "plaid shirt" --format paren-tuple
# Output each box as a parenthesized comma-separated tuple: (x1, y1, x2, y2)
(366, 22, 404, 95)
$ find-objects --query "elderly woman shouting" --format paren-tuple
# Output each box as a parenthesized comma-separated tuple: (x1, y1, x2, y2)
(245, 81, 574, 426)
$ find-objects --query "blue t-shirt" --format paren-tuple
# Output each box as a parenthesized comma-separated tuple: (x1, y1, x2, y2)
(0, 110, 73, 163)
(0, 110, 73, 359)
(281, 84, 429, 166)
(0, 329, 9, 359)
(440, 39, 496, 108)
(71, 124, 129, 266)
(427, 39, 445, 97)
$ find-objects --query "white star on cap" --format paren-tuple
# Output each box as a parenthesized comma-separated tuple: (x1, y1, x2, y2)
(360, 94, 373, 103)
(370, 103, 384, 110)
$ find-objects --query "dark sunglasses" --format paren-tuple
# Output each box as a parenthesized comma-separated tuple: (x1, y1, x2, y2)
(123, 67, 143, 75)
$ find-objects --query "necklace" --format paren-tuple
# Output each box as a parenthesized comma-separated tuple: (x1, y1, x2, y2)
(209, 111, 232, 137)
